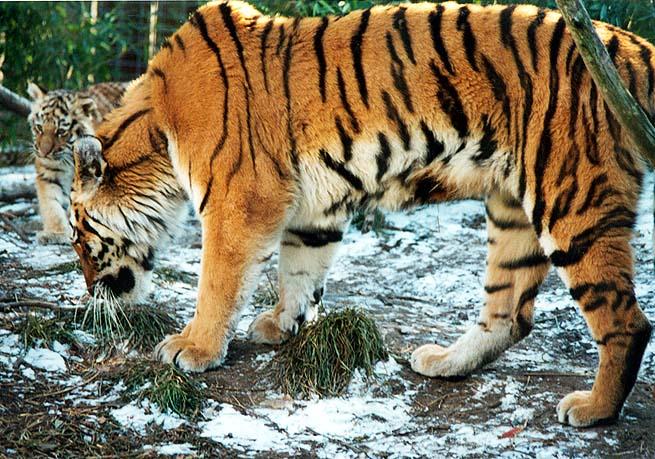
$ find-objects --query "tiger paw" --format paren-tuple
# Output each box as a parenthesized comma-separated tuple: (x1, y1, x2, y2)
(557, 391, 619, 427)
(247, 310, 291, 345)
(36, 230, 71, 245)
(410, 343, 464, 378)
(154, 333, 225, 372)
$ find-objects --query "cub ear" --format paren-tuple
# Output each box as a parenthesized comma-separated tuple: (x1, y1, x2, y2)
(75, 96, 99, 119)
(27, 81, 46, 100)
(73, 136, 106, 187)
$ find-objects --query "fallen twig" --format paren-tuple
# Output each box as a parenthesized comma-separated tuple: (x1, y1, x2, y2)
(0, 298, 84, 312)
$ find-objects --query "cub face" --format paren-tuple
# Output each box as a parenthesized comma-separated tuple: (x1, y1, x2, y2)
(27, 82, 97, 160)
(70, 137, 155, 304)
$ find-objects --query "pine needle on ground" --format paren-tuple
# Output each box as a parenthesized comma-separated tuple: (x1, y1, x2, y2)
(270, 308, 388, 398)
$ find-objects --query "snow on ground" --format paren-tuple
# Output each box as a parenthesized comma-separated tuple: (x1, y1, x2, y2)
(1, 165, 654, 457)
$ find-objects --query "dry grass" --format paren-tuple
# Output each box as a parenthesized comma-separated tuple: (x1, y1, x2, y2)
(270, 308, 388, 398)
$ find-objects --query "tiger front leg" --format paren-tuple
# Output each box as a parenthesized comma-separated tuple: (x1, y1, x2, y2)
(156, 186, 288, 371)
(412, 193, 550, 377)
(248, 222, 346, 344)
(35, 159, 73, 245)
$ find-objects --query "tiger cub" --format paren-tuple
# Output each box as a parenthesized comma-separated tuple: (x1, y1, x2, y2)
(69, 1, 653, 427)
(27, 81, 127, 244)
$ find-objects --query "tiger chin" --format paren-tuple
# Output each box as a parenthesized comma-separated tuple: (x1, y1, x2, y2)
(27, 81, 128, 245)
(69, 1, 653, 428)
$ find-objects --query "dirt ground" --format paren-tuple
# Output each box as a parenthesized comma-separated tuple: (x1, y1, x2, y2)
(0, 165, 654, 458)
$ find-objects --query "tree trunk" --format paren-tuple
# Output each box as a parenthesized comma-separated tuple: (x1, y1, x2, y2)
(0, 85, 31, 118)
(555, 0, 655, 273)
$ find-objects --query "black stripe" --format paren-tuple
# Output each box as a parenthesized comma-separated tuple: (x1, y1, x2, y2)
(456, 6, 478, 72)
(565, 44, 576, 75)
(102, 109, 150, 150)
(150, 67, 167, 92)
(430, 61, 469, 139)
(39, 176, 64, 190)
(320, 148, 363, 191)
(314, 16, 329, 103)
(532, 18, 566, 237)
(576, 174, 608, 215)
(289, 228, 344, 248)
(244, 82, 256, 174)
(485, 204, 531, 230)
(550, 206, 636, 267)
(517, 283, 540, 309)
(473, 115, 498, 163)
(276, 24, 286, 56)
(500, 253, 549, 270)
(568, 55, 585, 137)
(480, 55, 511, 133)
(485, 283, 512, 294)
(220, 3, 252, 89)
(625, 61, 637, 98)
(225, 117, 244, 193)
(429, 5, 454, 75)
(336, 68, 361, 134)
(283, 20, 300, 169)
(393, 6, 416, 65)
(381, 90, 411, 150)
(386, 32, 414, 113)
(500, 5, 533, 201)
(639, 45, 654, 98)
(335, 117, 353, 162)
(260, 19, 274, 93)
(174, 35, 186, 53)
(161, 40, 172, 52)
(548, 180, 578, 232)
(420, 121, 444, 164)
(351, 9, 371, 108)
(193, 10, 230, 215)
(607, 35, 620, 63)
(527, 9, 546, 72)
(376, 132, 392, 181)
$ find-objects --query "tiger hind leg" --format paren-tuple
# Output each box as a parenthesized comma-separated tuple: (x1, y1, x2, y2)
(547, 207, 652, 427)
(412, 192, 550, 377)
(248, 222, 346, 344)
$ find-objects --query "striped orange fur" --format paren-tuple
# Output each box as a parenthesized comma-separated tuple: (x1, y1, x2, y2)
(70, 1, 653, 426)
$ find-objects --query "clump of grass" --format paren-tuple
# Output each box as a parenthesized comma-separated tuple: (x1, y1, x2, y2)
(270, 308, 388, 398)
(122, 359, 203, 418)
(15, 313, 76, 348)
(352, 209, 387, 235)
(75, 288, 177, 352)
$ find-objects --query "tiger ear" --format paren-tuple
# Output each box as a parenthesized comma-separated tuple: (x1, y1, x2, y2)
(73, 136, 106, 189)
(75, 96, 98, 119)
(27, 81, 46, 100)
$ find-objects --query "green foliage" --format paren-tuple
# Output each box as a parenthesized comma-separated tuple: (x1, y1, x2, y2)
(123, 359, 203, 418)
(271, 308, 388, 397)
(0, 2, 126, 92)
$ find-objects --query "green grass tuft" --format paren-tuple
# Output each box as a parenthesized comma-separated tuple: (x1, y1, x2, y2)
(270, 308, 388, 398)
(351, 208, 387, 235)
(123, 360, 203, 418)
(15, 313, 76, 349)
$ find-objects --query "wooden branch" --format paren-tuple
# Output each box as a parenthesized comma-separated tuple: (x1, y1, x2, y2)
(0, 84, 31, 118)
(555, 0, 655, 166)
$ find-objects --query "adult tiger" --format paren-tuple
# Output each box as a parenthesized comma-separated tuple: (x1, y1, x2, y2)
(27, 81, 128, 244)
(69, 1, 653, 427)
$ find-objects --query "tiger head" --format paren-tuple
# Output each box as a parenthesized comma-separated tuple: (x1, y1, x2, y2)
(69, 126, 185, 304)
(27, 82, 99, 160)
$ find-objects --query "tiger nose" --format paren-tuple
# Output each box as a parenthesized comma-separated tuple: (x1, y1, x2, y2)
(39, 137, 54, 156)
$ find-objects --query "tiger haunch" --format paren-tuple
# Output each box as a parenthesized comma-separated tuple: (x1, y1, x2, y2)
(70, 1, 653, 427)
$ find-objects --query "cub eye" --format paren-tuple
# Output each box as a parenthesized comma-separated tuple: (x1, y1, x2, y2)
(56, 127, 68, 137)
